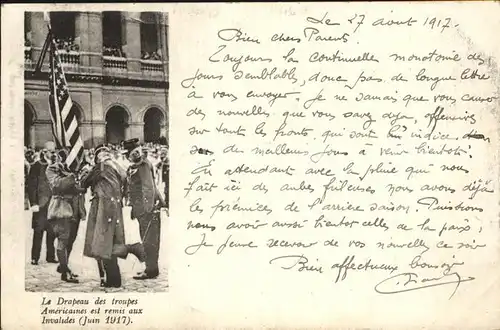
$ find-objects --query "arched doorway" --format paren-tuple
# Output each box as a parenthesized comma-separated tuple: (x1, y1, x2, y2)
(24, 101, 35, 147)
(106, 106, 129, 144)
(143, 107, 164, 143)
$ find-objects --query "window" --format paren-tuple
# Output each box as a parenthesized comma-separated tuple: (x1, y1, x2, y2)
(140, 12, 161, 60)
(102, 11, 126, 57)
(50, 12, 76, 40)
(50, 12, 79, 51)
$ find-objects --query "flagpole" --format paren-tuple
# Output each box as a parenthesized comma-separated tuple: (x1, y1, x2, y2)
(34, 33, 50, 74)
(34, 13, 53, 74)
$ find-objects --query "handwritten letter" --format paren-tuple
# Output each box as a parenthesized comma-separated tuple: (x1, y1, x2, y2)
(170, 3, 500, 327)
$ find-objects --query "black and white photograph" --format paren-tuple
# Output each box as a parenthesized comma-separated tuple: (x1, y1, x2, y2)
(23, 11, 170, 292)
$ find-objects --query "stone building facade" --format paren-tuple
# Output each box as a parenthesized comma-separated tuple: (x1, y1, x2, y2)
(24, 11, 169, 148)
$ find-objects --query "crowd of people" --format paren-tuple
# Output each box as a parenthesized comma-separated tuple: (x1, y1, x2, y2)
(141, 51, 162, 61)
(24, 34, 163, 62)
(55, 37, 80, 52)
(102, 46, 126, 58)
(24, 139, 169, 288)
(26, 141, 169, 181)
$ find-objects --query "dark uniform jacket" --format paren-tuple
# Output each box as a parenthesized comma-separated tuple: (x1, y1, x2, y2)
(24, 160, 31, 210)
(128, 158, 165, 220)
(46, 163, 86, 221)
(28, 161, 52, 208)
(28, 161, 52, 228)
(156, 158, 169, 184)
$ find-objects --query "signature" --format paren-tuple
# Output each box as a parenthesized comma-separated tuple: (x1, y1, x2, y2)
(374, 271, 475, 299)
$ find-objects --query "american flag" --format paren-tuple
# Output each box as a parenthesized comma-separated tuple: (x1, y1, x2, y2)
(48, 32, 84, 172)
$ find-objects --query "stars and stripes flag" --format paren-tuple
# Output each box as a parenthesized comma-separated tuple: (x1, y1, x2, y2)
(48, 31, 84, 171)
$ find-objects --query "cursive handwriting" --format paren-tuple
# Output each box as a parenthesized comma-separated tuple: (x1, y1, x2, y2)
(180, 8, 496, 304)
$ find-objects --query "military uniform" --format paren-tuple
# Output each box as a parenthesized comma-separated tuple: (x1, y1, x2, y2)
(156, 156, 169, 209)
(82, 152, 127, 287)
(27, 159, 56, 264)
(124, 139, 165, 279)
(45, 161, 83, 283)
(24, 159, 31, 210)
(82, 145, 146, 288)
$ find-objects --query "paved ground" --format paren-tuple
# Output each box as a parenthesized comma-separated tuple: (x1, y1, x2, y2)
(25, 200, 169, 293)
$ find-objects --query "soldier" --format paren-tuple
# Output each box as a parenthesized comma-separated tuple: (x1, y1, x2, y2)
(123, 139, 166, 280)
(156, 146, 169, 211)
(142, 145, 149, 161)
(81, 144, 145, 288)
(27, 142, 57, 265)
(24, 149, 31, 211)
(68, 173, 87, 261)
(46, 149, 85, 283)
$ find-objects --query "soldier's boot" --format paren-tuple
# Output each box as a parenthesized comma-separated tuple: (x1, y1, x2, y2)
(57, 265, 79, 277)
(60, 265, 79, 283)
(127, 243, 146, 263)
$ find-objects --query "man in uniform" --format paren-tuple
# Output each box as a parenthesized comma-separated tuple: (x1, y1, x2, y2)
(156, 147, 169, 211)
(46, 149, 85, 283)
(81, 144, 145, 288)
(123, 139, 166, 280)
(27, 142, 57, 265)
(24, 148, 31, 211)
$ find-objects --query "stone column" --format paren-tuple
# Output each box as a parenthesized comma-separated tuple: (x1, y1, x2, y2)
(159, 13, 169, 79)
(161, 98, 169, 141)
(29, 125, 36, 148)
(75, 12, 102, 74)
(91, 121, 106, 146)
(88, 12, 103, 74)
(91, 88, 104, 147)
(129, 122, 145, 143)
(124, 124, 130, 141)
(75, 12, 88, 68)
(30, 12, 49, 70)
(125, 12, 142, 76)
(79, 122, 94, 148)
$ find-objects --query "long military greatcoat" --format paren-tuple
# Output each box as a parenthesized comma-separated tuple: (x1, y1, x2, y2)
(27, 160, 51, 228)
(82, 158, 127, 260)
